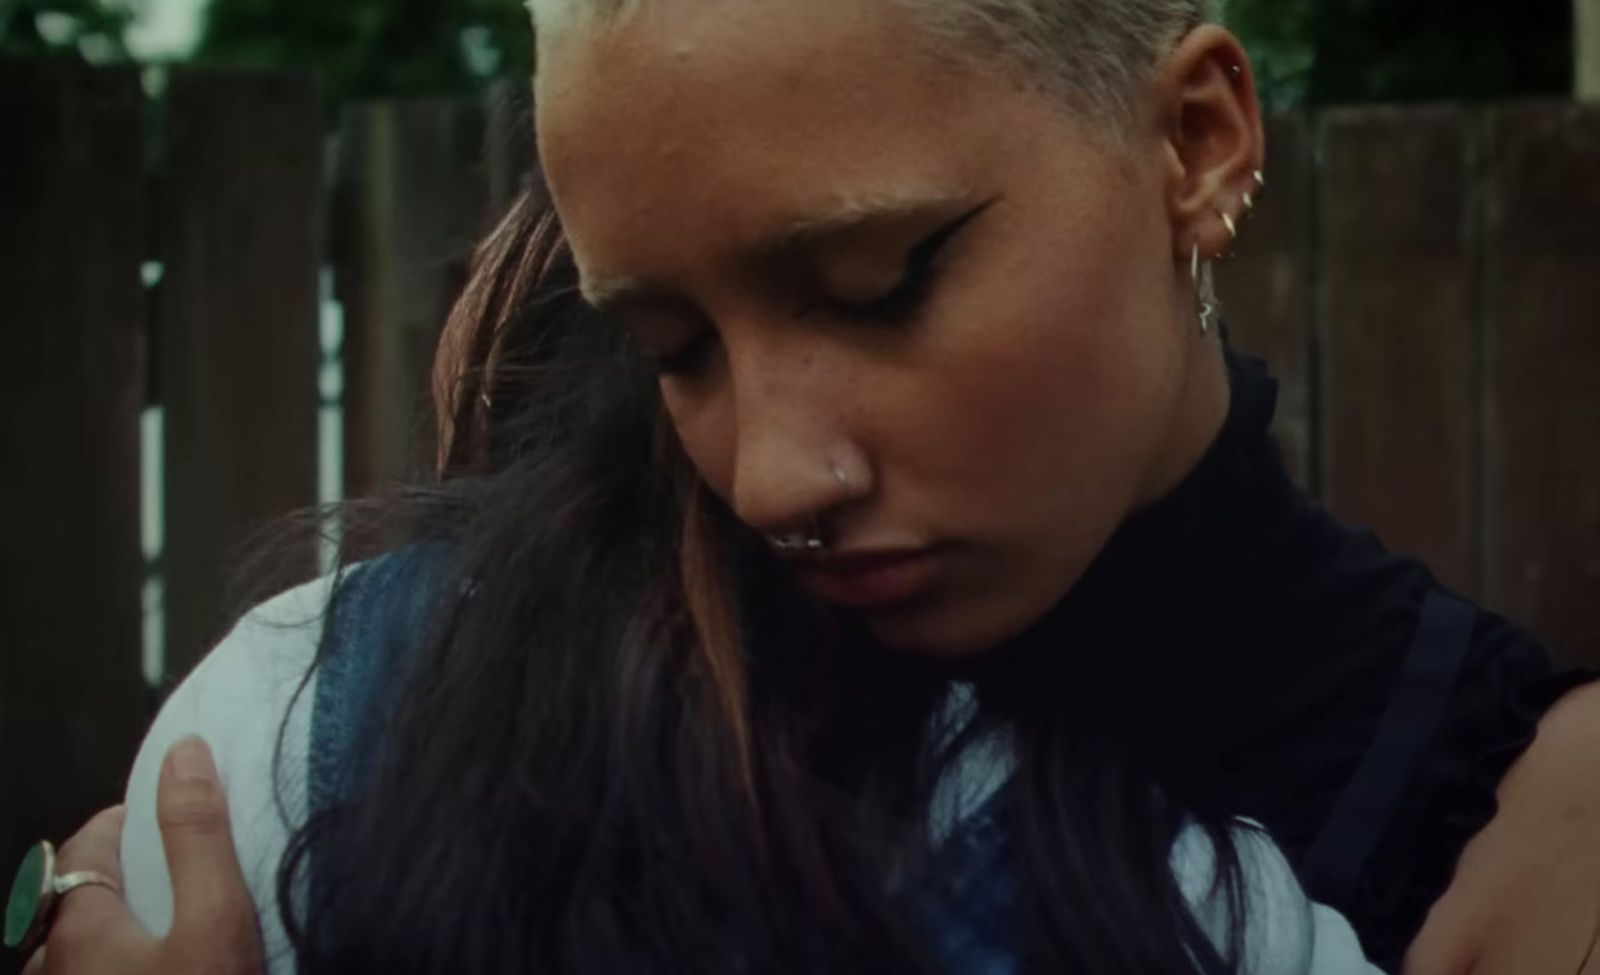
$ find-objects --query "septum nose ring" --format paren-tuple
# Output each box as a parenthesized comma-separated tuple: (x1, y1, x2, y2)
(770, 518, 826, 558)
(767, 465, 849, 557)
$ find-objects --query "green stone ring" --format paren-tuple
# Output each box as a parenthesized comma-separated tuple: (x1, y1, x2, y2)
(5, 841, 121, 955)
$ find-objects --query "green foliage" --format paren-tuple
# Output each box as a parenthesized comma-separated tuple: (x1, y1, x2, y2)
(195, 0, 533, 102)
(1226, 0, 1572, 107)
(1, 0, 133, 61)
(1224, 0, 1314, 109)
(192, 0, 1567, 109)
(4, 0, 1571, 108)
(1309, 0, 1570, 104)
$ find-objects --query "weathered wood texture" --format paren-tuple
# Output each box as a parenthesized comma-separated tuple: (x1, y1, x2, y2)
(1484, 104, 1600, 663)
(159, 70, 323, 681)
(1216, 111, 1315, 487)
(334, 100, 491, 496)
(0, 62, 149, 887)
(1318, 106, 1479, 597)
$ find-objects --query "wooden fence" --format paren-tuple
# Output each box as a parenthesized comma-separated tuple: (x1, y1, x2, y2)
(3, 60, 1599, 893)
(1222, 105, 1600, 653)
(0, 61, 538, 916)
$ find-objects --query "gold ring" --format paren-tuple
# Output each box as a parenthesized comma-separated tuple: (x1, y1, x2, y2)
(52, 871, 121, 899)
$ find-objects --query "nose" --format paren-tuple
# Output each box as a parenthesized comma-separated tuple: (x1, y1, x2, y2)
(727, 359, 870, 538)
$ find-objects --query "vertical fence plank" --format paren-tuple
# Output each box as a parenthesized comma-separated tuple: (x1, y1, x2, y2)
(1318, 107, 1479, 596)
(1485, 104, 1600, 664)
(160, 70, 323, 681)
(335, 99, 489, 497)
(0, 63, 148, 878)
(1216, 111, 1314, 487)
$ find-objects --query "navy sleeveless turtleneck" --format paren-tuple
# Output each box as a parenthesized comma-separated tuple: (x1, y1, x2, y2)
(935, 348, 1593, 968)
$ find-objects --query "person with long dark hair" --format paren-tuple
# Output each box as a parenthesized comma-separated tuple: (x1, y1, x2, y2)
(18, 1, 1600, 973)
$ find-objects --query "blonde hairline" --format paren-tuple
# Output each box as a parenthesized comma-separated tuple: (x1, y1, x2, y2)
(525, 0, 1213, 131)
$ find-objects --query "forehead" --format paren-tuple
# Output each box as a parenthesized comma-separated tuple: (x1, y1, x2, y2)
(533, 0, 1029, 279)
(535, 0, 979, 143)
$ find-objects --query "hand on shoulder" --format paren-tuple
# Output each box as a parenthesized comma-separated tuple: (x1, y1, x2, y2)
(120, 574, 332, 967)
(1408, 681, 1600, 974)
(23, 738, 263, 975)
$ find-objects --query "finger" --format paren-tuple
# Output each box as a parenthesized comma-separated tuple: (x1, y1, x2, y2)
(21, 946, 44, 975)
(49, 806, 147, 949)
(155, 737, 257, 937)
(56, 805, 126, 886)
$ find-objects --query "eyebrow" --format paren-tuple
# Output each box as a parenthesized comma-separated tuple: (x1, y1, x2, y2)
(579, 189, 972, 312)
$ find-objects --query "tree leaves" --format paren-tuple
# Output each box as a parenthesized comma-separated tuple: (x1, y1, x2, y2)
(195, 0, 533, 103)
(1226, 0, 1572, 106)
(1, 0, 133, 61)
(2, 0, 1573, 108)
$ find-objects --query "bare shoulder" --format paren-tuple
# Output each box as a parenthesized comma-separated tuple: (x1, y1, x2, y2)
(1406, 680, 1600, 974)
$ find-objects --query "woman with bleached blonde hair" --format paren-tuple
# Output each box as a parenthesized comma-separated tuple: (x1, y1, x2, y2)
(17, 1, 1600, 973)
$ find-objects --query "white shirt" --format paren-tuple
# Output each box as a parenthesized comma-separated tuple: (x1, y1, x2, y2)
(120, 574, 1382, 974)
(121, 577, 327, 974)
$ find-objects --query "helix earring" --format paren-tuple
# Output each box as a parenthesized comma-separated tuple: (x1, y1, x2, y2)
(1253, 170, 1266, 190)
(1217, 208, 1238, 240)
(1190, 242, 1215, 338)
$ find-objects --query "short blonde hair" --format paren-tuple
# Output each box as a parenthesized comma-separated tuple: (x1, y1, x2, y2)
(526, 0, 1212, 126)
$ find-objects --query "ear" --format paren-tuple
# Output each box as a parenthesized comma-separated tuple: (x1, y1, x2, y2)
(1152, 26, 1266, 265)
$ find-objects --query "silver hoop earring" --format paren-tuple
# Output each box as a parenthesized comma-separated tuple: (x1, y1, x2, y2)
(1190, 242, 1215, 337)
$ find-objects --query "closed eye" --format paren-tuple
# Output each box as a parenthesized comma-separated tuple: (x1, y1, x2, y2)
(642, 196, 998, 377)
(810, 197, 997, 323)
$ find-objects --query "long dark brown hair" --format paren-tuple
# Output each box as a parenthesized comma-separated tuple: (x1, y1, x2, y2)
(275, 187, 1247, 974)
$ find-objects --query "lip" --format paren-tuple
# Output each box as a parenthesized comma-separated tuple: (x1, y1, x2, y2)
(794, 545, 949, 609)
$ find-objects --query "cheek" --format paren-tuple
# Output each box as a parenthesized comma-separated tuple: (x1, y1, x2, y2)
(862, 263, 1178, 654)
(919, 334, 1133, 544)
(661, 387, 737, 500)
(906, 242, 1176, 532)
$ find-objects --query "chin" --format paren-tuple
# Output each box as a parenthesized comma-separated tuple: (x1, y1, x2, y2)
(860, 596, 1033, 659)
